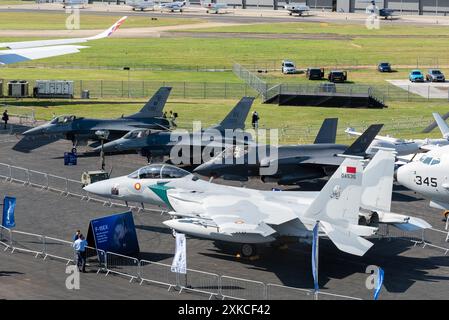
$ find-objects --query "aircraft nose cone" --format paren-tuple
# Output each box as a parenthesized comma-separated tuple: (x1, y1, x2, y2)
(193, 162, 214, 177)
(83, 180, 111, 197)
(23, 127, 43, 136)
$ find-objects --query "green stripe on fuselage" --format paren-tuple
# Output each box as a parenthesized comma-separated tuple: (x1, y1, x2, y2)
(148, 183, 174, 209)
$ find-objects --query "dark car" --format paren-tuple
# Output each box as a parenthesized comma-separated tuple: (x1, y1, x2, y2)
(306, 67, 325, 80)
(378, 62, 392, 72)
(328, 70, 347, 83)
(426, 69, 445, 82)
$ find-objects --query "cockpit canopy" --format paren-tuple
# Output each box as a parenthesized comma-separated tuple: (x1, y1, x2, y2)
(123, 129, 151, 140)
(419, 155, 440, 166)
(128, 164, 190, 179)
(50, 115, 77, 125)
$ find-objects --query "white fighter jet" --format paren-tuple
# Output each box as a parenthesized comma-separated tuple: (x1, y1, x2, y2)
(0, 16, 127, 65)
(345, 113, 449, 157)
(84, 150, 430, 257)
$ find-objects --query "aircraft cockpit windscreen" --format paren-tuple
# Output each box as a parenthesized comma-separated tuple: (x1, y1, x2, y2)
(419, 155, 440, 166)
(127, 164, 190, 179)
(123, 129, 151, 140)
(51, 115, 76, 125)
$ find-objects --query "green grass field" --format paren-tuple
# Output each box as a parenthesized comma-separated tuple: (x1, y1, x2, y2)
(0, 37, 446, 72)
(184, 21, 449, 36)
(0, 67, 241, 82)
(0, 12, 203, 30)
(0, 1, 29, 5)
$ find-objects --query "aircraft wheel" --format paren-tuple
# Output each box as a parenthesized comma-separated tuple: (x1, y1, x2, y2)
(71, 147, 77, 154)
(443, 211, 449, 220)
(132, 8, 135, 10)
(206, 10, 209, 13)
(171, 229, 177, 238)
(241, 244, 256, 257)
(289, 12, 292, 15)
(180, 9, 183, 12)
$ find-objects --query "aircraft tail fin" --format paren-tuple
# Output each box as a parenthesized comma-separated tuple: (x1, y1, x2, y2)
(432, 112, 449, 139)
(313, 118, 338, 144)
(343, 124, 383, 156)
(361, 149, 395, 212)
(214, 97, 254, 131)
(127, 87, 171, 119)
(304, 157, 363, 226)
(303, 157, 374, 256)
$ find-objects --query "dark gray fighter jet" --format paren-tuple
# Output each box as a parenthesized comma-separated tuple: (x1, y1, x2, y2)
(95, 97, 255, 163)
(14, 87, 172, 152)
(193, 121, 383, 185)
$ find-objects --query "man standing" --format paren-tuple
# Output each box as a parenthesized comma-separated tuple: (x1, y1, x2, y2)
(2, 110, 9, 130)
(72, 234, 87, 273)
(251, 110, 259, 130)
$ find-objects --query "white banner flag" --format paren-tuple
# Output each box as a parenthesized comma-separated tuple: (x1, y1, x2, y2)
(171, 233, 187, 274)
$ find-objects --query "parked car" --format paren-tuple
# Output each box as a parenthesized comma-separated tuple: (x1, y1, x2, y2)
(306, 67, 324, 80)
(426, 69, 445, 82)
(281, 60, 297, 74)
(409, 70, 425, 82)
(378, 62, 392, 72)
(328, 70, 347, 83)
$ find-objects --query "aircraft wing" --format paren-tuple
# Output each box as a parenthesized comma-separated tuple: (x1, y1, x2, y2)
(0, 45, 87, 65)
(0, 16, 127, 65)
(261, 155, 342, 168)
(168, 188, 299, 236)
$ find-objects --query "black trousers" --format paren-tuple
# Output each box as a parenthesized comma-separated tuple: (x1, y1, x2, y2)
(76, 251, 86, 272)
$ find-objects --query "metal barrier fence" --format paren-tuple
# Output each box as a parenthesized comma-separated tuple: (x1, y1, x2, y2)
(10, 230, 45, 258)
(3, 222, 447, 299)
(0, 162, 163, 214)
(139, 259, 178, 290)
(220, 275, 267, 300)
(0, 79, 257, 100)
(0, 225, 12, 251)
(266, 283, 314, 300)
(178, 268, 221, 299)
(105, 251, 140, 282)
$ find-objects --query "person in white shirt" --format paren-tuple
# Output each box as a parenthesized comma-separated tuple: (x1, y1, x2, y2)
(72, 234, 87, 273)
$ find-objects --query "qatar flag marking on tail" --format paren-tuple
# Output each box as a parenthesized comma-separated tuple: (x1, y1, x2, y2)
(341, 165, 357, 179)
(345, 166, 357, 174)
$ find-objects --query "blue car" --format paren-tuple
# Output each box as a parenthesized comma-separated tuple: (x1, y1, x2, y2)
(409, 70, 425, 82)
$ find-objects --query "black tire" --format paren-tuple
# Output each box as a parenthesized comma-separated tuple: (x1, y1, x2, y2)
(241, 244, 256, 257)
(444, 211, 449, 219)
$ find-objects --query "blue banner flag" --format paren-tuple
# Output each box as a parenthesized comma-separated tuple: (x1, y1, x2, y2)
(374, 267, 384, 300)
(87, 211, 140, 257)
(311, 221, 319, 291)
(2, 196, 16, 228)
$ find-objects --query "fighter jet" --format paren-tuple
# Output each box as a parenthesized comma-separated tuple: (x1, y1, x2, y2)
(15, 87, 172, 152)
(285, 3, 310, 16)
(95, 97, 254, 162)
(161, 150, 430, 257)
(83, 150, 430, 257)
(0, 16, 127, 65)
(345, 112, 449, 156)
(193, 121, 383, 185)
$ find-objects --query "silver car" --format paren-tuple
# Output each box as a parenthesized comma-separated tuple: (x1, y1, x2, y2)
(426, 69, 446, 82)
